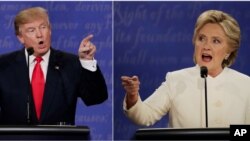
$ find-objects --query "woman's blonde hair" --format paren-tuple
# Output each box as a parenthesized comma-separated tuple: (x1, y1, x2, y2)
(192, 10, 241, 68)
(14, 7, 50, 35)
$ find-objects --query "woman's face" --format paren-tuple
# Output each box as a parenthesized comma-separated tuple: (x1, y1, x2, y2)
(194, 23, 230, 77)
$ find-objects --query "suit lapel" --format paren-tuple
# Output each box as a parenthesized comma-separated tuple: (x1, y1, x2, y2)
(14, 49, 30, 94)
(14, 49, 30, 92)
(40, 49, 61, 121)
(14, 49, 38, 122)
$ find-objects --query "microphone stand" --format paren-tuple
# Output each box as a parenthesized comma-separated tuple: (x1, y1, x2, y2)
(204, 76, 208, 128)
(200, 66, 208, 128)
(27, 47, 34, 124)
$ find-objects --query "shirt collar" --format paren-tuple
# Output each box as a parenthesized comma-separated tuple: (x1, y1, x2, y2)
(25, 49, 51, 65)
(195, 64, 228, 79)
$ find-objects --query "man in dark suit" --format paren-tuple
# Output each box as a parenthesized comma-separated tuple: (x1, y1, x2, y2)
(0, 7, 108, 125)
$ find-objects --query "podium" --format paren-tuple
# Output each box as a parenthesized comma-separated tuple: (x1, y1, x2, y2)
(0, 125, 90, 140)
(135, 127, 230, 140)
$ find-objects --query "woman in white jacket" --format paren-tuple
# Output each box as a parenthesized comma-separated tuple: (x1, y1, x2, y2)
(121, 10, 250, 128)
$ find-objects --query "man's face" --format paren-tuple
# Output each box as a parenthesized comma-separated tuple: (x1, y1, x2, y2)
(17, 18, 51, 56)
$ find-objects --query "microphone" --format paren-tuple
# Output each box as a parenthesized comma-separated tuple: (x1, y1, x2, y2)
(200, 66, 208, 78)
(27, 47, 34, 124)
(200, 66, 208, 127)
(27, 47, 34, 56)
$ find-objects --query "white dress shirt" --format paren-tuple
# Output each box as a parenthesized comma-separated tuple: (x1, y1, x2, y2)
(124, 65, 250, 128)
(25, 49, 97, 82)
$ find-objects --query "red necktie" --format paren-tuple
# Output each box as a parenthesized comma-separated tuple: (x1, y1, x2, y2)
(31, 57, 45, 120)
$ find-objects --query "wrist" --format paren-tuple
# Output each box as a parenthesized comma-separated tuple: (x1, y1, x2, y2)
(126, 93, 138, 109)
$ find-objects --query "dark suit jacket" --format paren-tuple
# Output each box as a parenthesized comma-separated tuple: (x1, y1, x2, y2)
(0, 48, 108, 125)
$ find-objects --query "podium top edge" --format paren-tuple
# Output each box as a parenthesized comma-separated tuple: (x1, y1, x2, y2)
(0, 125, 90, 133)
(137, 127, 229, 132)
(0, 125, 88, 128)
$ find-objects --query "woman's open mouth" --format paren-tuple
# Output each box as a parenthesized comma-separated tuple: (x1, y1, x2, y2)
(202, 53, 212, 62)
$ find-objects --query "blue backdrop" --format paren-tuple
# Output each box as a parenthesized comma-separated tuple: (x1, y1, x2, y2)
(114, 1, 250, 140)
(0, 1, 112, 140)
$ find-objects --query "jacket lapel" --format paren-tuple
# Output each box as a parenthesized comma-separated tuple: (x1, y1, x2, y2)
(40, 49, 61, 122)
(14, 49, 37, 123)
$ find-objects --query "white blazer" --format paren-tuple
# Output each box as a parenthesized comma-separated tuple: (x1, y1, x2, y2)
(124, 65, 250, 127)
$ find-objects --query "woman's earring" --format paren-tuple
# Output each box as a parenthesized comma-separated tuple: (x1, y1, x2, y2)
(225, 54, 229, 60)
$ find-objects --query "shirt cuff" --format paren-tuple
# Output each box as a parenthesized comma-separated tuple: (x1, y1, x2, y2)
(79, 59, 97, 72)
